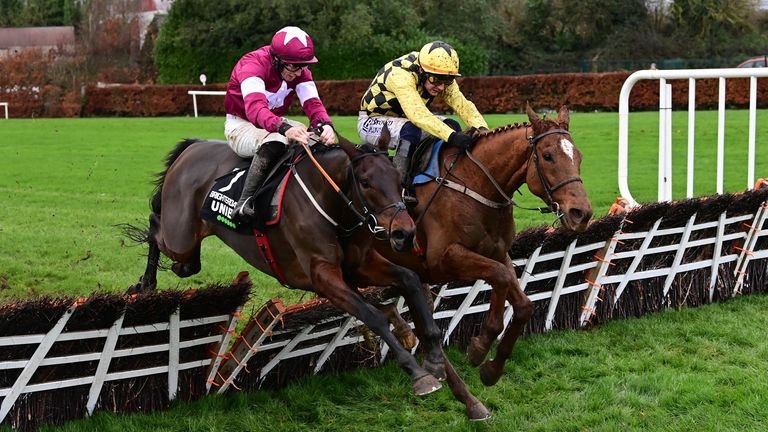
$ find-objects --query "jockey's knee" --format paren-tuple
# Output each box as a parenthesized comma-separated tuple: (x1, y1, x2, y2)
(399, 121, 421, 145)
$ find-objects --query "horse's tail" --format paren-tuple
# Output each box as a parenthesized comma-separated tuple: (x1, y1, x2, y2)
(151, 138, 203, 214)
(118, 222, 150, 245)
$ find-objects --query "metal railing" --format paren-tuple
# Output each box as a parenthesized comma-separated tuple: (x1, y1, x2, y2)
(618, 68, 768, 207)
(188, 90, 225, 117)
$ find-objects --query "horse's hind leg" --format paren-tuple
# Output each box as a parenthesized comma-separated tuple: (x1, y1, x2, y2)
(378, 302, 417, 350)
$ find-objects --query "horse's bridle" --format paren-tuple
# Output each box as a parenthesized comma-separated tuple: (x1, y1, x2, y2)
(527, 128, 584, 216)
(292, 141, 407, 239)
(347, 151, 408, 239)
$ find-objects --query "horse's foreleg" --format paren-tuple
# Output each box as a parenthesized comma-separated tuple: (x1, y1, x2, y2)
(310, 259, 441, 396)
(434, 244, 513, 368)
(478, 257, 532, 386)
(354, 252, 445, 380)
(444, 356, 491, 421)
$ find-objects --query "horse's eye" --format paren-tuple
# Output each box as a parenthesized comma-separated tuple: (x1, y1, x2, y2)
(360, 179, 371, 189)
(543, 152, 553, 162)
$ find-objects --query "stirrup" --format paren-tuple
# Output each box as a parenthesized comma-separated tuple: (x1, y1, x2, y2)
(401, 189, 418, 205)
(233, 197, 255, 220)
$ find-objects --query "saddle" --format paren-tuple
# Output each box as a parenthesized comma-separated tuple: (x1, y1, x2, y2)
(200, 147, 302, 232)
(408, 136, 445, 186)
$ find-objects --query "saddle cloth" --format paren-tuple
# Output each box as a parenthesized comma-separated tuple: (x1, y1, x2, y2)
(412, 139, 446, 185)
(200, 159, 292, 232)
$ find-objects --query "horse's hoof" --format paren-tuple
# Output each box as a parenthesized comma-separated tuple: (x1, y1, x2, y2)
(466, 337, 488, 367)
(467, 400, 492, 421)
(423, 358, 447, 381)
(479, 359, 503, 386)
(412, 374, 442, 396)
(126, 279, 152, 294)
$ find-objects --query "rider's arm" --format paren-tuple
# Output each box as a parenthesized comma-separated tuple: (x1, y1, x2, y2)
(443, 83, 488, 129)
(296, 80, 335, 144)
(240, 78, 286, 133)
(295, 71, 332, 129)
(388, 69, 456, 142)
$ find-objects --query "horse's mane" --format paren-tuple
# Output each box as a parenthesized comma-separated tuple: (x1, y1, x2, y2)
(477, 122, 529, 139)
(151, 138, 202, 214)
(476, 116, 566, 140)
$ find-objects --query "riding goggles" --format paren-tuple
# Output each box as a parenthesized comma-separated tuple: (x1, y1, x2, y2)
(426, 73, 456, 86)
(283, 63, 308, 73)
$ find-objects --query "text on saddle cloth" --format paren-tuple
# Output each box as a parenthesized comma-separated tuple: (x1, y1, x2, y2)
(200, 157, 293, 232)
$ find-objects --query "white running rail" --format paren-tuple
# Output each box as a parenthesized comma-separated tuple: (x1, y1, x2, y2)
(618, 68, 768, 207)
(188, 90, 225, 117)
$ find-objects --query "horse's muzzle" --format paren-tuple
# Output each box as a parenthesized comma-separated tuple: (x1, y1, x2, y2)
(389, 228, 415, 252)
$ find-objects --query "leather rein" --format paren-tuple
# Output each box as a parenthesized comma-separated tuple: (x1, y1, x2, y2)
(291, 139, 406, 239)
(424, 127, 582, 218)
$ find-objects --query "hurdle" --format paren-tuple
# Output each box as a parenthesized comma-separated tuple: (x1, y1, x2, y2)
(0, 102, 7, 119)
(618, 68, 768, 207)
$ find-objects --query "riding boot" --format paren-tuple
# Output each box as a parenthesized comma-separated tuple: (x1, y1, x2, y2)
(233, 142, 284, 221)
(394, 139, 417, 204)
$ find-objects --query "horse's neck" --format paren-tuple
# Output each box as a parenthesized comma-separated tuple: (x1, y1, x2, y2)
(466, 126, 531, 194)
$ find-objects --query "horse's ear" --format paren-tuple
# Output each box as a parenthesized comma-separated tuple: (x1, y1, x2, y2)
(336, 134, 360, 158)
(557, 105, 570, 130)
(377, 123, 391, 152)
(525, 102, 541, 125)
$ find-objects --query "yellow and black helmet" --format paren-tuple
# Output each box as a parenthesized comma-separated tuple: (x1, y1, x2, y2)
(418, 41, 460, 76)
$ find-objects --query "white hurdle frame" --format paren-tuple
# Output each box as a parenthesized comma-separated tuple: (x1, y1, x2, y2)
(187, 90, 225, 117)
(618, 68, 768, 207)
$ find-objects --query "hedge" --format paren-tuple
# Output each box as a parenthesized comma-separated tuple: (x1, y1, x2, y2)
(2, 72, 767, 118)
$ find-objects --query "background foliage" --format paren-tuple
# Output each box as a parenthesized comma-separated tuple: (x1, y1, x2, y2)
(2, 0, 768, 86)
(152, 0, 768, 83)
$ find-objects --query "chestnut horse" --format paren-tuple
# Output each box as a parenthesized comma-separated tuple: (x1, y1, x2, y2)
(376, 104, 592, 405)
(128, 136, 447, 396)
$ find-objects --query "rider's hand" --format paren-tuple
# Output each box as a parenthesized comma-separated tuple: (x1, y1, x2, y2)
(447, 131, 474, 150)
(318, 123, 336, 145)
(285, 125, 310, 145)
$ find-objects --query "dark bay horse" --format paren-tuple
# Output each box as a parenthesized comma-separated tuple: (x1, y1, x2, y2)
(377, 105, 593, 391)
(129, 136, 447, 396)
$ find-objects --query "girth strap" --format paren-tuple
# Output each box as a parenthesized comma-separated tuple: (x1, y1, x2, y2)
(253, 229, 288, 286)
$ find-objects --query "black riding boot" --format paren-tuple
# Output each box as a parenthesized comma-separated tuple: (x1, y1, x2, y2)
(394, 139, 417, 204)
(233, 142, 284, 221)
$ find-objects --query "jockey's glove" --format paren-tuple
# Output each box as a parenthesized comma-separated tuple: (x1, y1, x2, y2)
(447, 131, 474, 150)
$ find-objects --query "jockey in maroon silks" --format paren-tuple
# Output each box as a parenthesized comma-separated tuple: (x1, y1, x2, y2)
(224, 26, 336, 221)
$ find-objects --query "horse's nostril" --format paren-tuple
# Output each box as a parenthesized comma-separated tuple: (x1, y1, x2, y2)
(569, 208, 585, 223)
(390, 229, 406, 241)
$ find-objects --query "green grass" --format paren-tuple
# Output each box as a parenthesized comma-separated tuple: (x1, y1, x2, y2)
(1, 111, 768, 430)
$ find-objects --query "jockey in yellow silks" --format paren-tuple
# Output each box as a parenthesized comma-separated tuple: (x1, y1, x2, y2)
(357, 40, 487, 202)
